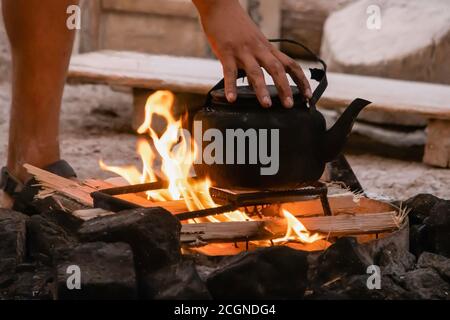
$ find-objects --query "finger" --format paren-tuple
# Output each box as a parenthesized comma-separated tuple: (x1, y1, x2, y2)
(221, 57, 238, 103)
(239, 55, 272, 108)
(258, 53, 294, 108)
(274, 51, 312, 99)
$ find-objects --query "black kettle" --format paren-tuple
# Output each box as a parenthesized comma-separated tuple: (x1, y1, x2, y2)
(193, 39, 371, 189)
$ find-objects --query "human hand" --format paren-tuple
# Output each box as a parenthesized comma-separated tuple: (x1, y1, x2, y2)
(193, 0, 312, 108)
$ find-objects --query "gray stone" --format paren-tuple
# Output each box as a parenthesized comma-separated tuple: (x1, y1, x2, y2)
(143, 260, 211, 300)
(409, 224, 431, 257)
(207, 246, 308, 299)
(54, 242, 137, 300)
(400, 268, 450, 300)
(0, 258, 17, 289)
(425, 200, 450, 257)
(418, 252, 450, 281)
(404, 194, 442, 225)
(78, 208, 181, 274)
(0, 209, 28, 264)
(2, 263, 53, 300)
(404, 194, 449, 257)
(335, 274, 419, 300)
(281, 0, 355, 58)
(321, 0, 450, 85)
(27, 214, 78, 264)
(376, 243, 416, 277)
(313, 237, 373, 285)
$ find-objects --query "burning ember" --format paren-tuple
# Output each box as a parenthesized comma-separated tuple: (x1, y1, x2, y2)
(100, 90, 323, 245)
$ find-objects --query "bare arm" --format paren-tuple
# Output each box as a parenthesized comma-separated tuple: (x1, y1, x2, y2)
(193, 0, 312, 108)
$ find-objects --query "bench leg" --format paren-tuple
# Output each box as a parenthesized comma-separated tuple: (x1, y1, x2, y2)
(423, 119, 450, 168)
(132, 88, 205, 132)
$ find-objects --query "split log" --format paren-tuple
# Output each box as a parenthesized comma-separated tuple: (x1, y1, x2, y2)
(71, 208, 402, 247)
(24, 164, 96, 206)
(181, 211, 402, 246)
(72, 208, 116, 220)
(24, 164, 189, 214)
(33, 194, 89, 214)
(24, 164, 403, 246)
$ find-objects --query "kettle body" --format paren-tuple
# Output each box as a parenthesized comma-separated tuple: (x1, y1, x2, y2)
(193, 86, 329, 188)
(193, 39, 371, 189)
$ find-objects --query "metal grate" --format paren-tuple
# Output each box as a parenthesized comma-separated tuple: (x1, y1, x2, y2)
(91, 180, 332, 220)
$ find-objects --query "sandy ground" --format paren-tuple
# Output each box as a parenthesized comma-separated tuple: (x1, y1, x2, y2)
(0, 82, 449, 201)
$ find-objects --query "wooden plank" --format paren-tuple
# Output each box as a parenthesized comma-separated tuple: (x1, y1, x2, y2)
(24, 164, 96, 206)
(181, 211, 401, 245)
(181, 220, 268, 244)
(24, 164, 189, 213)
(68, 51, 450, 120)
(68, 51, 220, 94)
(83, 178, 188, 212)
(320, 73, 450, 121)
(63, 190, 379, 223)
(423, 119, 450, 168)
(73, 208, 115, 220)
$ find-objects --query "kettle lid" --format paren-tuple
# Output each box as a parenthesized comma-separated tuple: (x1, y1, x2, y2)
(210, 85, 303, 108)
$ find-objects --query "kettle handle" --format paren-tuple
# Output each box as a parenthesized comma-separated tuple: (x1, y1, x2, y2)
(204, 38, 328, 109)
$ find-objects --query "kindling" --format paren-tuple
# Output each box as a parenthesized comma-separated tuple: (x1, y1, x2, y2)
(181, 121, 279, 176)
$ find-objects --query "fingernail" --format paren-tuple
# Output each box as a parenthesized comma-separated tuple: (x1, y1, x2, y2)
(226, 92, 236, 102)
(284, 97, 294, 108)
(305, 89, 313, 99)
(262, 96, 272, 108)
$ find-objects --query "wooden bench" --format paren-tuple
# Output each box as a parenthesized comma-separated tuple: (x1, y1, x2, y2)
(67, 50, 450, 168)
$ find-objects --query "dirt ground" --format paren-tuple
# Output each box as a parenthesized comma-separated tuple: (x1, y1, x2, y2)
(0, 82, 449, 201)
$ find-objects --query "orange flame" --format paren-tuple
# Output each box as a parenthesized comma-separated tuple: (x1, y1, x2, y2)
(275, 209, 324, 244)
(99, 90, 322, 243)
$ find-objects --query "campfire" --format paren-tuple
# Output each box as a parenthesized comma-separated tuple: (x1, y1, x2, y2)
(1, 0, 449, 303)
(20, 90, 406, 258)
(21, 89, 408, 257)
(12, 89, 429, 300)
(6, 87, 448, 301)
(99, 90, 327, 250)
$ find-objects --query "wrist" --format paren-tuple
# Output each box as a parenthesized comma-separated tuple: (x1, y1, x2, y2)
(193, 0, 240, 16)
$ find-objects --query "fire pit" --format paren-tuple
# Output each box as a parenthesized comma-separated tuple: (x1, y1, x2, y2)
(5, 89, 447, 301)
(21, 89, 408, 259)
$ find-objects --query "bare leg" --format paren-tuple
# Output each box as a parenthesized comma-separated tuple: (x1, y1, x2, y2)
(3, 0, 78, 182)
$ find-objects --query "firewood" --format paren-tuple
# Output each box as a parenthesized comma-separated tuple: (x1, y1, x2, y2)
(33, 194, 89, 214)
(181, 211, 403, 246)
(24, 164, 404, 246)
(24, 164, 189, 213)
(24, 164, 96, 206)
(72, 208, 116, 220)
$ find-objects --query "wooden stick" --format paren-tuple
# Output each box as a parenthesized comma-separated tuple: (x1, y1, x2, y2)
(73, 208, 116, 220)
(25, 164, 96, 206)
(24, 164, 188, 213)
(181, 211, 401, 246)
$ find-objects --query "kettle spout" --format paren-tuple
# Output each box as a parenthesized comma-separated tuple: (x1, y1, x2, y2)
(321, 98, 371, 162)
